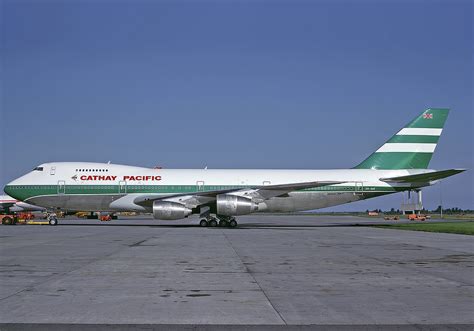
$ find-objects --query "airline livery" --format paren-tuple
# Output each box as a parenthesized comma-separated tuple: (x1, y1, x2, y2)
(3, 109, 465, 227)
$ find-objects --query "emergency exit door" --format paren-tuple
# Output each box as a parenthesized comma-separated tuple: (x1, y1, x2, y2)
(196, 181, 205, 191)
(57, 180, 66, 194)
(119, 181, 127, 194)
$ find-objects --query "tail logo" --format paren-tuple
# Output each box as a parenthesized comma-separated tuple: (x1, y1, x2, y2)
(354, 108, 449, 169)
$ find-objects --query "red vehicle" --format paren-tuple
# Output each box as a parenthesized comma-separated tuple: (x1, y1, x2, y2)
(408, 214, 427, 221)
(100, 215, 112, 222)
(18, 212, 35, 220)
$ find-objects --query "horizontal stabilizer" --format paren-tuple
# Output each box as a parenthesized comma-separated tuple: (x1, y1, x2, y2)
(380, 169, 466, 183)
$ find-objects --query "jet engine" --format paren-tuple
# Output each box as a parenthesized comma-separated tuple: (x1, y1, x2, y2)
(216, 194, 258, 216)
(153, 201, 192, 220)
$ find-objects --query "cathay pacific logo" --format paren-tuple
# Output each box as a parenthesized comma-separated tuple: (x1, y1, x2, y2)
(78, 175, 162, 181)
(71, 175, 78, 181)
(423, 113, 433, 119)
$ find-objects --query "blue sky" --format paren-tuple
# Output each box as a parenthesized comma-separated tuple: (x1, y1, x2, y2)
(1, 0, 472, 210)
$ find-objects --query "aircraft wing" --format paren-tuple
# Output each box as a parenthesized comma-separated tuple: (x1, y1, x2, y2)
(380, 169, 466, 183)
(133, 181, 343, 209)
(234, 181, 345, 202)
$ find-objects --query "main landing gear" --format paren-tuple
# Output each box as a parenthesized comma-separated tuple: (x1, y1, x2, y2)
(199, 216, 238, 228)
(47, 213, 58, 226)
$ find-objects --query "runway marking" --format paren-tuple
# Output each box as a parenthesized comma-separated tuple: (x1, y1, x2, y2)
(221, 229, 287, 325)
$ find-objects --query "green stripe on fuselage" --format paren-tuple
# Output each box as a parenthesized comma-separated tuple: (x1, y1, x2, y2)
(4, 184, 404, 201)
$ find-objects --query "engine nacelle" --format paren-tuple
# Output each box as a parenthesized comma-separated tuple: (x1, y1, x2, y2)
(216, 194, 258, 216)
(153, 201, 192, 220)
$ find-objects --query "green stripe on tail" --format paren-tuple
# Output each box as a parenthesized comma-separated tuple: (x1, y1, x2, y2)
(354, 108, 449, 169)
(387, 135, 440, 144)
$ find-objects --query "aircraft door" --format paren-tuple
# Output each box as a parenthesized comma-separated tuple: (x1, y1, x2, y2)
(196, 181, 205, 192)
(354, 181, 364, 195)
(119, 181, 127, 194)
(57, 180, 66, 194)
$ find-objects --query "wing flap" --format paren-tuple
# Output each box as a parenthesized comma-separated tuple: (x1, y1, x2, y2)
(133, 180, 344, 208)
(380, 168, 466, 183)
(243, 181, 344, 201)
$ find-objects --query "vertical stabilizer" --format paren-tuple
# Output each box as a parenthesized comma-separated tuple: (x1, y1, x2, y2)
(354, 108, 449, 169)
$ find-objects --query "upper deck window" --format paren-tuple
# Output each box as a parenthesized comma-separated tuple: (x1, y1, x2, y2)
(33, 167, 44, 171)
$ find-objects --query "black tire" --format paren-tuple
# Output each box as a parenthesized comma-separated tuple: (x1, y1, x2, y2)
(49, 218, 58, 226)
(199, 219, 208, 227)
(2, 217, 13, 225)
(219, 220, 228, 227)
(229, 219, 237, 228)
(209, 219, 218, 227)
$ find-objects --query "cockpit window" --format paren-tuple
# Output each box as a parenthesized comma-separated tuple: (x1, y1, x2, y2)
(33, 167, 44, 171)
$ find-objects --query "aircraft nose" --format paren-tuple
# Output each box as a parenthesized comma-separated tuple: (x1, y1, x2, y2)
(4, 180, 21, 200)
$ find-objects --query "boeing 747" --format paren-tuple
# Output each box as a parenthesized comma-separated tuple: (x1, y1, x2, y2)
(4, 108, 465, 227)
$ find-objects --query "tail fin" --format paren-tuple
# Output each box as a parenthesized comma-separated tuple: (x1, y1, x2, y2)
(354, 108, 449, 170)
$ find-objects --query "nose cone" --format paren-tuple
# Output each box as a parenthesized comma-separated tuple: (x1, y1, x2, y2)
(4, 180, 21, 201)
(4, 183, 14, 197)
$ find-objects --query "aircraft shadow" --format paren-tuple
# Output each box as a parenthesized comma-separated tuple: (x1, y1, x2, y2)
(58, 222, 377, 229)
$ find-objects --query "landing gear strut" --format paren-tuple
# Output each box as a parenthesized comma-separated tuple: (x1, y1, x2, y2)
(47, 213, 58, 226)
(199, 215, 238, 228)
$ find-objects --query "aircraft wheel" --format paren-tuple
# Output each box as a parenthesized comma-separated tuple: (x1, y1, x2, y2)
(219, 220, 228, 227)
(199, 219, 208, 227)
(2, 217, 13, 225)
(49, 218, 58, 226)
(209, 219, 218, 227)
(229, 219, 238, 228)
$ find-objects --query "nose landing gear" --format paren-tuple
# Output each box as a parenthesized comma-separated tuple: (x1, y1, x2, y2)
(47, 213, 58, 226)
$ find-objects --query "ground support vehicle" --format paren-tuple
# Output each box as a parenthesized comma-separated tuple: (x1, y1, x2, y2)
(0, 214, 18, 225)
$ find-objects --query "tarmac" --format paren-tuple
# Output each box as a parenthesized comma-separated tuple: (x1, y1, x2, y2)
(0, 215, 473, 330)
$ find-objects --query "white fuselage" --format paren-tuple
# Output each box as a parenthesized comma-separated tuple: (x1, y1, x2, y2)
(4, 162, 427, 214)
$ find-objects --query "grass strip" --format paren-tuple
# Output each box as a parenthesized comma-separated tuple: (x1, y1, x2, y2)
(375, 221, 474, 235)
